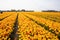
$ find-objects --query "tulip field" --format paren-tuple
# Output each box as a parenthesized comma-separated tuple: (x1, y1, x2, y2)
(0, 12, 60, 40)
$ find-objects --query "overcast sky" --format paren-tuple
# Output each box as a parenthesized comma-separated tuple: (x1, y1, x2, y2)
(0, 0, 60, 11)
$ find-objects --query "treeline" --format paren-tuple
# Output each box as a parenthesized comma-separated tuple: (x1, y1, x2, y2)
(0, 9, 34, 14)
(42, 10, 60, 12)
(0, 9, 34, 12)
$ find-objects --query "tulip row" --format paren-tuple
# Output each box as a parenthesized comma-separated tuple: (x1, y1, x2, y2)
(0, 12, 14, 20)
(0, 13, 17, 40)
(17, 13, 58, 40)
(24, 13, 60, 36)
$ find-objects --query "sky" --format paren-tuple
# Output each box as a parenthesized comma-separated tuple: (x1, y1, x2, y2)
(0, 0, 60, 11)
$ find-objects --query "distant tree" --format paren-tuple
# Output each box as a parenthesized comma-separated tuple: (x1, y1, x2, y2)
(0, 10, 3, 14)
(0, 12, 3, 14)
(11, 9, 16, 11)
(21, 9, 25, 12)
(27, 10, 34, 12)
(17, 10, 21, 11)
